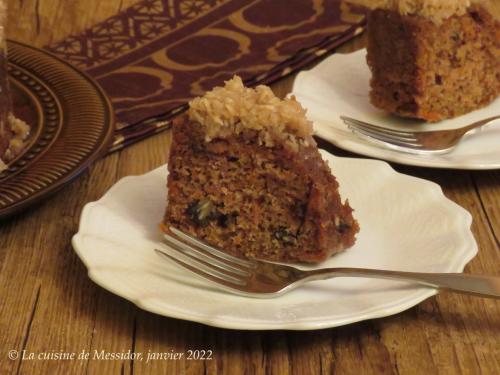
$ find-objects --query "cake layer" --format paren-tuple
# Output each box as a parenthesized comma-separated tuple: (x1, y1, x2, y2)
(163, 116, 358, 263)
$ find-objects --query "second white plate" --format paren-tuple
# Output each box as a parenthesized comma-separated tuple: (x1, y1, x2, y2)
(72, 151, 477, 330)
(292, 49, 500, 170)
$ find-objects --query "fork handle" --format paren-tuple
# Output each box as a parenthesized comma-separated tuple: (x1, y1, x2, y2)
(305, 268, 500, 299)
(463, 115, 500, 135)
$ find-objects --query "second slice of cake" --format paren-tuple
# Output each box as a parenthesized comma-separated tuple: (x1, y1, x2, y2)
(366, 0, 500, 121)
(162, 77, 359, 264)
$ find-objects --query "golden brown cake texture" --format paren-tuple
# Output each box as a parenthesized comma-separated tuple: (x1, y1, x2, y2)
(365, 1, 500, 121)
(0, 0, 29, 171)
(162, 77, 359, 264)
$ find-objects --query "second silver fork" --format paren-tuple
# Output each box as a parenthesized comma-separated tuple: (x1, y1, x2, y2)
(341, 115, 500, 154)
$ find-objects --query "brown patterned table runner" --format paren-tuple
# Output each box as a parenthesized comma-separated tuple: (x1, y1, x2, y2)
(45, 0, 367, 153)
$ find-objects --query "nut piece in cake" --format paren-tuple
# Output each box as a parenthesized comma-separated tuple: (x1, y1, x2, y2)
(162, 76, 359, 264)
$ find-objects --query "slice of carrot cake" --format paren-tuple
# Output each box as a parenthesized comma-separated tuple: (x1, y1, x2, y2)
(162, 76, 359, 263)
(364, 0, 500, 121)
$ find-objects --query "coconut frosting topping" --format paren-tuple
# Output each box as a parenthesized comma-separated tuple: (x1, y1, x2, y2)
(188, 76, 314, 146)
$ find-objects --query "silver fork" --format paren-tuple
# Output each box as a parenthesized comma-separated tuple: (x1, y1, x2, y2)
(155, 227, 500, 299)
(341, 115, 500, 154)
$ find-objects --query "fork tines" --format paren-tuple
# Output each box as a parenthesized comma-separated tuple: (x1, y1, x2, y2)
(155, 227, 253, 290)
(341, 116, 424, 150)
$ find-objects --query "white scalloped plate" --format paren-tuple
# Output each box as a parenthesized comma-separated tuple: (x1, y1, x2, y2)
(72, 151, 477, 330)
(292, 49, 500, 170)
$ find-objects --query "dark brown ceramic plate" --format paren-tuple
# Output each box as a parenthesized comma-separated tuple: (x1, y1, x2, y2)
(0, 40, 114, 219)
